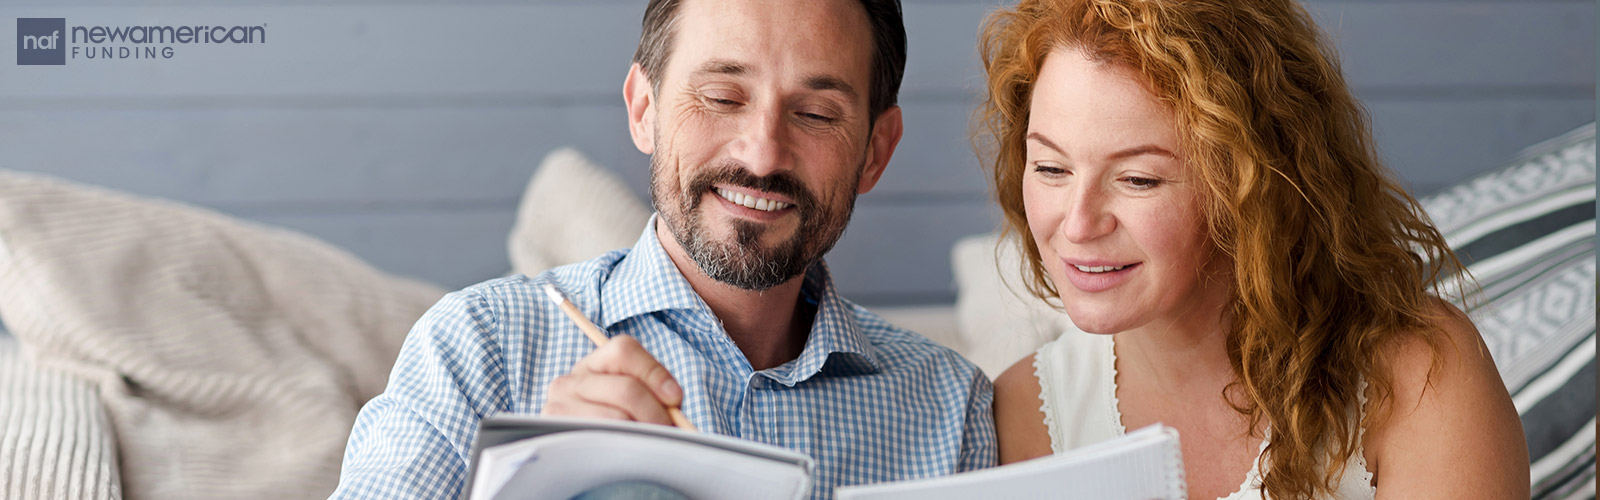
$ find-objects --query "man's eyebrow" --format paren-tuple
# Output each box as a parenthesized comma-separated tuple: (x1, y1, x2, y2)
(803, 74, 860, 103)
(1026, 132, 1175, 160)
(689, 60, 859, 103)
(691, 59, 750, 77)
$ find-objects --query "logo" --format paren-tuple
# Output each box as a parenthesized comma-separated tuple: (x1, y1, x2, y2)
(17, 18, 65, 65)
(16, 17, 266, 65)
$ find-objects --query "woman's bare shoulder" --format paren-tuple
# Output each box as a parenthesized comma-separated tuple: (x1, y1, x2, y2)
(1372, 299, 1502, 410)
(1363, 299, 1529, 498)
(993, 353, 1054, 464)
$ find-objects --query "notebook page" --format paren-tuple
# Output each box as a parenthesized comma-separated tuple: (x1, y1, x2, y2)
(836, 424, 1185, 500)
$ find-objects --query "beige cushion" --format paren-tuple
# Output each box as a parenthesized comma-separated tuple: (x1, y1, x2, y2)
(0, 171, 445, 500)
(951, 233, 1080, 378)
(872, 305, 960, 350)
(508, 148, 652, 276)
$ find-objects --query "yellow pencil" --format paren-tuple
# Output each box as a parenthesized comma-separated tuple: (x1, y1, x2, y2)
(541, 281, 697, 432)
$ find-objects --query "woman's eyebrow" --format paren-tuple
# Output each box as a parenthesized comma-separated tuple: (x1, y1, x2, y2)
(1026, 133, 1174, 160)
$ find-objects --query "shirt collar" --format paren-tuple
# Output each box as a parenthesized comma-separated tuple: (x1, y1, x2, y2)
(765, 261, 883, 384)
(599, 214, 883, 381)
(598, 215, 707, 327)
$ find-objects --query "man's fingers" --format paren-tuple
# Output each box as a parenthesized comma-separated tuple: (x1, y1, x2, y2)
(541, 398, 629, 422)
(572, 335, 684, 407)
(545, 372, 673, 425)
(573, 373, 674, 425)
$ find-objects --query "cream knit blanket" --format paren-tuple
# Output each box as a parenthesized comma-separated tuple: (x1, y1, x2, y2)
(0, 171, 444, 500)
(0, 333, 121, 500)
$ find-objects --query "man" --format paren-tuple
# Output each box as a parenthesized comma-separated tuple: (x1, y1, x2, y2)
(329, 1, 995, 498)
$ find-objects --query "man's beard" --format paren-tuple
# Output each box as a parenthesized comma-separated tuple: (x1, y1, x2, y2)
(651, 155, 858, 291)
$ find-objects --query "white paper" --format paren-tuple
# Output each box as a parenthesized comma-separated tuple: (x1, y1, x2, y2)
(836, 424, 1187, 500)
(470, 428, 811, 500)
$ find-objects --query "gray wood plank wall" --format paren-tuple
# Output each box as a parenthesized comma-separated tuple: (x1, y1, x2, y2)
(0, 0, 1593, 305)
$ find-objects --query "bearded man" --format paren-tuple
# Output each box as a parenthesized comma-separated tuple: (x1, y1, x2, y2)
(329, 1, 995, 499)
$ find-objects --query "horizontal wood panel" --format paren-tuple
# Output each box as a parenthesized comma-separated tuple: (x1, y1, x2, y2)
(1, 3, 1590, 98)
(0, 104, 645, 205)
(0, 5, 644, 98)
(1367, 98, 1595, 196)
(1307, 2, 1595, 90)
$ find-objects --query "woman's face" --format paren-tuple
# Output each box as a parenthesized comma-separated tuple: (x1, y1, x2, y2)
(1022, 47, 1229, 335)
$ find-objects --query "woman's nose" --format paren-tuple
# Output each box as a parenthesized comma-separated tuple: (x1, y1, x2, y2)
(1060, 183, 1115, 243)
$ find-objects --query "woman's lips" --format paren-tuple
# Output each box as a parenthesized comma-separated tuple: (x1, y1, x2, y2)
(1061, 260, 1140, 293)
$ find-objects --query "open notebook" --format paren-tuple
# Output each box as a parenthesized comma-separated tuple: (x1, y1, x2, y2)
(835, 424, 1187, 500)
(462, 415, 815, 500)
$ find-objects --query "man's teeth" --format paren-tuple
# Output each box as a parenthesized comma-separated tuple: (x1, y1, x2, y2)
(716, 188, 792, 212)
(1074, 264, 1129, 273)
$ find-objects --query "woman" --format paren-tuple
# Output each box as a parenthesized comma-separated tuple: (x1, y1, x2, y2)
(979, 0, 1529, 498)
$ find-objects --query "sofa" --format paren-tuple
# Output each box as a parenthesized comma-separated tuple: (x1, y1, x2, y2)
(0, 124, 1592, 500)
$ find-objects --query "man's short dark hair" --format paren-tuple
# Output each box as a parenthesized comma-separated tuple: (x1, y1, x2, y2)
(632, 0, 907, 119)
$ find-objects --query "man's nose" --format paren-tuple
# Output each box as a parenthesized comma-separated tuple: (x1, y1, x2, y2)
(728, 105, 794, 177)
(1060, 183, 1116, 244)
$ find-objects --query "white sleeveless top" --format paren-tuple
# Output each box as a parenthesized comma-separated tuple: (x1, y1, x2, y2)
(1033, 333, 1377, 500)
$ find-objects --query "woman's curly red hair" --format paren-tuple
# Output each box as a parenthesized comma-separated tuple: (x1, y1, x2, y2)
(977, 1, 1470, 497)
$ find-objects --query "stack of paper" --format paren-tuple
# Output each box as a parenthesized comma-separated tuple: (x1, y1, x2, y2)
(464, 415, 814, 500)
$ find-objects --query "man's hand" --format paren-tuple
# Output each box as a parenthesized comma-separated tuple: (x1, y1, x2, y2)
(542, 335, 685, 426)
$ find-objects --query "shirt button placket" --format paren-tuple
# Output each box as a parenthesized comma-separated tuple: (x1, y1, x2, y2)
(742, 375, 764, 442)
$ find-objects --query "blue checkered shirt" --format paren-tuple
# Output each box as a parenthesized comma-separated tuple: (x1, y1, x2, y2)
(329, 221, 997, 500)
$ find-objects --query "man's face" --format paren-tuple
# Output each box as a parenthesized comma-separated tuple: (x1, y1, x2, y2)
(631, 0, 890, 291)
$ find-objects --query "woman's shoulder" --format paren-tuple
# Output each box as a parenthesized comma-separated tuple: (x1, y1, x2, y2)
(994, 334, 1119, 463)
(1360, 299, 1529, 497)
(1365, 299, 1510, 431)
(1369, 299, 1499, 405)
(993, 352, 1044, 412)
(993, 352, 1052, 463)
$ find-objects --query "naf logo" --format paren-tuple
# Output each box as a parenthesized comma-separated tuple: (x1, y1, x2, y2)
(17, 18, 65, 65)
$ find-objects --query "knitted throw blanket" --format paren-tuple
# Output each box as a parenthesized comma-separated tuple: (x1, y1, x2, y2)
(0, 171, 444, 500)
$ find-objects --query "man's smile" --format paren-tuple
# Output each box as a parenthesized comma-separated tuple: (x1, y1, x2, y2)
(713, 187, 793, 212)
(709, 185, 798, 221)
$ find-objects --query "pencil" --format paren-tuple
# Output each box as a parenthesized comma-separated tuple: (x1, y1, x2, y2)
(541, 282, 698, 432)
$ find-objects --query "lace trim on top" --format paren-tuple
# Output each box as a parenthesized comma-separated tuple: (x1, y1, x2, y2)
(1352, 378, 1377, 491)
(1215, 429, 1272, 500)
(1033, 348, 1064, 454)
(1106, 334, 1127, 437)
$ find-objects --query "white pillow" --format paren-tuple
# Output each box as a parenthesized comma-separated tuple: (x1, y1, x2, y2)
(0, 170, 445, 500)
(951, 233, 1081, 378)
(509, 148, 652, 276)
